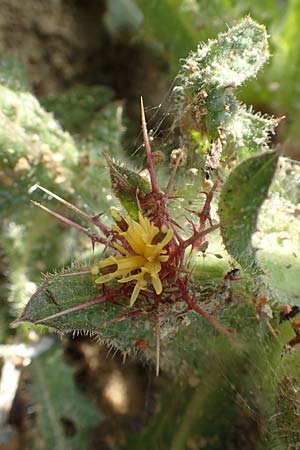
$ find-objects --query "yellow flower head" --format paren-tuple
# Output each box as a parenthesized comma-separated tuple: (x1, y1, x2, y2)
(91, 209, 173, 306)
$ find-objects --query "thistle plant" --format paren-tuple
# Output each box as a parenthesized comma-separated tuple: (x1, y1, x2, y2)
(11, 19, 284, 352)
(15, 98, 233, 374)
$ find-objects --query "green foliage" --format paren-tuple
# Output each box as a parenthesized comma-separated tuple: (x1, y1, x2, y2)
(0, 51, 124, 450)
(18, 270, 126, 338)
(0, 56, 125, 352)
(122, 311, 285, 450)
(0, 71, 78, 214)
(27, 346, 102, 450)
(219, 151, 279, 273)
(275, 348, 300, 448)
(173, 18, 276, 158)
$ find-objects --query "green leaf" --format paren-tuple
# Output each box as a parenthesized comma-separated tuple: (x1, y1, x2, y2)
(218, 151, 279, 272)
(254, 158, 300, 304)
(176, 17, 269, 103)
(107, 158, 150, 219)
(27, 346, 102, 450)
(18, 270, 122, 331)
(208, 17, 269, 88)
(275, 345, 300, 448)
(174, 17, 275, 158)
(16, 270, 156, 349)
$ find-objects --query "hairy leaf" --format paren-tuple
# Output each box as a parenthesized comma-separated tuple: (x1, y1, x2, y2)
(218, 151, 279, 271)
(16, 270, 156, 349)
(272, 0, 300, 139)
(174, 18, 275, 157)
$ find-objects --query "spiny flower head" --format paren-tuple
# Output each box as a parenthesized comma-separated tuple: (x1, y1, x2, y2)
(91, 208, 174, 306)
(23, 97, 232, 379)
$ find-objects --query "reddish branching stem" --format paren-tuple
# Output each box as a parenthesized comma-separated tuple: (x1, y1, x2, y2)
(36, 185, 111, 237)
(200, 173, 221, 222)
(31, 200, 108, 246)
(180, 223, 220, 251)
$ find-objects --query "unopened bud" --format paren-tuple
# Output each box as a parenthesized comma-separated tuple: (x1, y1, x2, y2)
(170, 148, 188, 167)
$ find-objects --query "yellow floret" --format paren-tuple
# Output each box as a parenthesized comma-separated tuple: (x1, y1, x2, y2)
(92, 211, 173, 306)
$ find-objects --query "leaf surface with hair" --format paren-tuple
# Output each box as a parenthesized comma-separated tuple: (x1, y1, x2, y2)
(219, 151, 279, 272)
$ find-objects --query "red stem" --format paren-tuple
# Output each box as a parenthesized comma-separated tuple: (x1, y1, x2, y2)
(36, 185, 111, 236)
(190, 303, 234, 340)
(180, 224, 220, 250)
(33, 295, 110, 324)
(38, 186, 110, 236)
(31, 200, 108, 246)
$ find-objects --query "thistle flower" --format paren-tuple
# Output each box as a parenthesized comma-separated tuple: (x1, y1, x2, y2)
(91, 208, 174, 306)
(24, 97, 233, 378)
